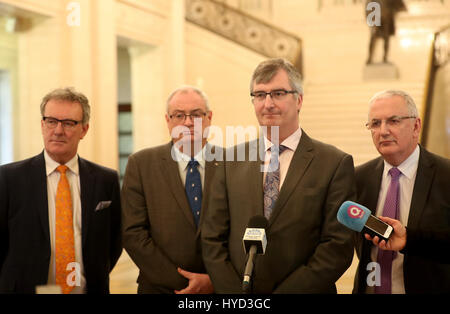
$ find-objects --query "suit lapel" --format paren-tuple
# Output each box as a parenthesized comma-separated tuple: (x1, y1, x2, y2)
(252, 160, 265, 218)
(365, 158, 384, 214)
(198, 145, 221, 232)
(357, 157, 383, 293)
(268, 131, 314, 226)
(161, 143, 196, 229)
(32, 152, 50, 245)
(407, 147, 435, 228)
(79, 157, 95, 247)
(249, 139, 265, 217)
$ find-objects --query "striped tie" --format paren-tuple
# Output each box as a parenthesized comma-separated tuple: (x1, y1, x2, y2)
(55, 165, 76, 294)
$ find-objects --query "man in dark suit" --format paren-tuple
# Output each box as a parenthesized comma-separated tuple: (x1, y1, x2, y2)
(353, 90, 450, 293)
(0, 88, 122, 294)
(121, 86, 218, 294)
(201, 58, 356, 293)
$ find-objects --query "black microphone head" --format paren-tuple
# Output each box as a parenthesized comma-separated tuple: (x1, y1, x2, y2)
(247, 215, 268, 229)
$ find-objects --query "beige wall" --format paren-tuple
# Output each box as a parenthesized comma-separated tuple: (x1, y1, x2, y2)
(3, 0, 449, 167)
(0, 29, 18, 163)
(115, 0, 184, 152)
(1, 0, 119, 167)
(185, 23, 265, 147)
(0, 0, 179, 168)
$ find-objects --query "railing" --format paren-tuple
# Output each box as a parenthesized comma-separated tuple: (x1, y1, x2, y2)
(317, 0, 448, 11)
(421, 24, 450, 157)
(185, 0, 303, 76)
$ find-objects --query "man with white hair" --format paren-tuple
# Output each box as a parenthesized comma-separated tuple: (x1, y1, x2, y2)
(353, 90, 450, 294)
(121, 86, 218, 294)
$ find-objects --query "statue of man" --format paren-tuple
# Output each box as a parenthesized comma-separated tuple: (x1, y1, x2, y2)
(366, 0, 407, 64)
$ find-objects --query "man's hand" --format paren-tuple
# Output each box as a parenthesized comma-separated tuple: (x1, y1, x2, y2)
(364, 216, 407, 251)
(174, 267, 214, 294)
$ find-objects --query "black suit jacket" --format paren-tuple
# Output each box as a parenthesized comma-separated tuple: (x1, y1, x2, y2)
(202, 131, 356, 293)
(0, 152, 122, 294)
(121, 143, 221, 293)
(401, 228, 450, 263)
(353, 146, 450, 293)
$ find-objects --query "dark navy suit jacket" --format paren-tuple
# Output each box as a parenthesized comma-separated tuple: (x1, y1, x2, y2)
(0, 152, 122, 293)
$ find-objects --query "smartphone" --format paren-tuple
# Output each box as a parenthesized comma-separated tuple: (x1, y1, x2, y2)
(363, 215, 393, 242)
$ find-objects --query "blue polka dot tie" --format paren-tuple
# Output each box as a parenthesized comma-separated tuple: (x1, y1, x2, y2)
(263, 145, 288, 220)
(185, 158, 202, 226)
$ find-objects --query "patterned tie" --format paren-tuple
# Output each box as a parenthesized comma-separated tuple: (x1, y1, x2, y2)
(375, 167, 401, 294)
(55, 165, 76, 294)
(185, 159, 202, 226)
(263, 145, 288, 220)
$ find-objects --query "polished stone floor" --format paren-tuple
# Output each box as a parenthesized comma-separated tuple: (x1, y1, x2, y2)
(109, 251, 358, 294)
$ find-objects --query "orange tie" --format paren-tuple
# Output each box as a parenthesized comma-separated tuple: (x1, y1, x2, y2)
(55, 165, 76, 294)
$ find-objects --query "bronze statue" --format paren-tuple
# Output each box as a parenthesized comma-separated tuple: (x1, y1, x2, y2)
(366, 0, 407, 64)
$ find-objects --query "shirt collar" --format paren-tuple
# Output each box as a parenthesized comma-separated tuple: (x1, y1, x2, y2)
(44, 150, 79, 176)
(383, 145, 420, 180)
(264, 127, 302, 153)
(173, 144, 207, 170)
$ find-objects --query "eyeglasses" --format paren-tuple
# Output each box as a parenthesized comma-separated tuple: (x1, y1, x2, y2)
(169, 111, 207, 123)
(250, 89, 298, 104)
(42, 116, 83, 129)
(366, 116, 416, 130)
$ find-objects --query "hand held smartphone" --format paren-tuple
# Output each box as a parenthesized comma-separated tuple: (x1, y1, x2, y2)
(363, 215, 393, 242)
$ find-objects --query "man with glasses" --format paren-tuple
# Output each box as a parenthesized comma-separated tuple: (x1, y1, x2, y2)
(0, 88, 122, 294)
(353, 90, 450, 293)
(121, 86, 217, 294)
(201, 58, 356, 293)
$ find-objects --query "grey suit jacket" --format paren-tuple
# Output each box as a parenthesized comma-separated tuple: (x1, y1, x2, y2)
(201, 130, 356, 293)
(121, 142, 221, 293)
(353, 145, 450, 293)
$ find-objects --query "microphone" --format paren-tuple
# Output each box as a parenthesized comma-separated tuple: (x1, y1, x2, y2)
(337, 201, 393, 241)
(242, 215, 268, 294)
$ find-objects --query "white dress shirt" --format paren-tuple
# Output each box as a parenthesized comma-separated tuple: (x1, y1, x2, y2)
(44, 150, 86, 294)
(262, 127, 302, 188)
(367, 145, 420, 294)
(173, 145, 206, 190)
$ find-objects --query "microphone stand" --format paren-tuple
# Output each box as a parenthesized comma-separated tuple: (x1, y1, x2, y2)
(242, 245, 257, 294)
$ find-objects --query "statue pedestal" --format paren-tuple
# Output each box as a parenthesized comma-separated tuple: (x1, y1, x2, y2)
(363, 63, 399, 80)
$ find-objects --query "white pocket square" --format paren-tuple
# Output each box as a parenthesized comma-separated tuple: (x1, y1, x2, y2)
(95, 201, 112, 211)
